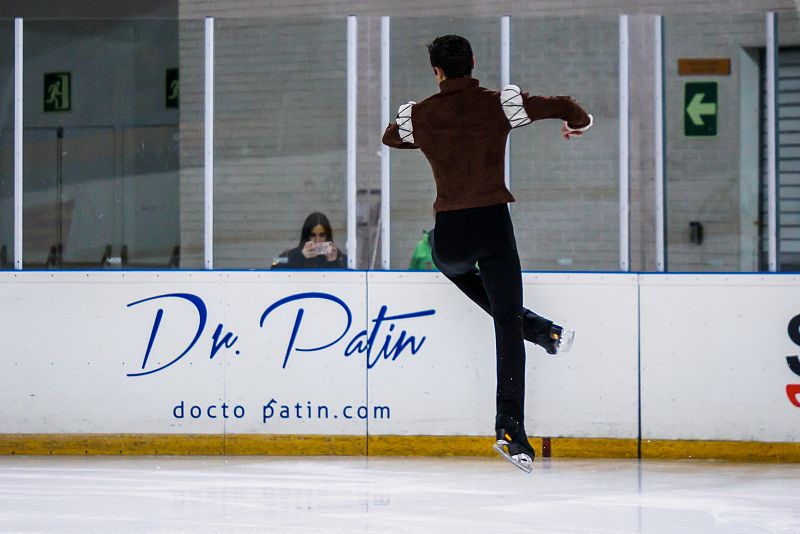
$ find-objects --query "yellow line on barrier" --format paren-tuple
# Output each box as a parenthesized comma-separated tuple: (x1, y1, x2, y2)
(0, 434, 226, 456)
(0, 435, 798, 462)
(366, 437, 633, 458)
(225, 434, 366, 456)
(367, 435, 495, 456)
(641, 439, 800, 463)
(541, 438, 640, 459)
(0, 434, 367, 456)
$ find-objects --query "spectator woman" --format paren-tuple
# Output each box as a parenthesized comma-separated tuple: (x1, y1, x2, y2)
(271, 212, 347, 269)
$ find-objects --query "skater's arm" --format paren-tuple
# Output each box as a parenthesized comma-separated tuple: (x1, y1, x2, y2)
(521, 94, 591, 131)
(501, 85, 591, 138)
(382, 122, 419, 149)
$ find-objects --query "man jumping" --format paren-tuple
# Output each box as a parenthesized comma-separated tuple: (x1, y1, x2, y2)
(382, 35, 592, 472)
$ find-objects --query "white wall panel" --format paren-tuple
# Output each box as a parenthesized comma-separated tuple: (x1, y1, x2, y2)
(522, 273, 640, 438)
(366, 272, 496, 435)
(640, 274, 800, 442)
(0, 271, 367, 435)
(1, 271, 798, 444)
(366, 272, 639, 437)
(221, 271, 367, 435)
(0, 272, 226, 433)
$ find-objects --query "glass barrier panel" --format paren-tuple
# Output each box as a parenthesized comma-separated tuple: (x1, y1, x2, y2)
(213, 18, 348, 270)
(665, 12, 766, 272)
(174, 19, 206, 269)
(21, 19, 187, 269)
(776, 10, 800, 271)
(389, 17, 501, 271)
(510, 16, 620, 272)
(0, 20, 12, 269)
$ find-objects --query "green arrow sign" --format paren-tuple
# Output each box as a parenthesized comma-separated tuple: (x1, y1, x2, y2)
(684, 81, 718, 137)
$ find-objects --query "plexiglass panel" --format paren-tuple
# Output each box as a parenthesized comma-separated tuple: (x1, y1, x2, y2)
(213, 18, 348, 270)
(664, 12, 766, 272)
(776, 11, 800, 271)
(20, 19, 186, 269)
(175, 19, 206, 269)
(0, 20, 13, 269)
(389, 17, 501, 271)
(510, 16, 620, 272)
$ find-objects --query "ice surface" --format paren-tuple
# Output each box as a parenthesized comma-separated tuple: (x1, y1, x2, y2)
(0, 456, 798, 533)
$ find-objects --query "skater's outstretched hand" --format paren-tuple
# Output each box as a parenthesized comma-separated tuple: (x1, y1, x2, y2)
(561, 124, 584, 140)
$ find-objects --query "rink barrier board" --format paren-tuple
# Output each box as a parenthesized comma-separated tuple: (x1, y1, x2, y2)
(2, 271, 800, 450)
(2, 435, 800, 462)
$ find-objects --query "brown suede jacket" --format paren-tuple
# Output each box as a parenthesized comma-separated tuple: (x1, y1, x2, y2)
(382, 77, 591, 212)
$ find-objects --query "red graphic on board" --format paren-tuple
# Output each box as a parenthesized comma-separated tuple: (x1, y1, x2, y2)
(788, 315, 800, 408)
(787, 385, 800, 408)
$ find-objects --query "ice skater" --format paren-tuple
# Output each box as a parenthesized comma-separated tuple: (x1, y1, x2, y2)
(382, 35, 592, 472)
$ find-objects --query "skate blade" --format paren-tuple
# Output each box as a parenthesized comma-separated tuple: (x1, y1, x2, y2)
(556, 328, 575, 353)
(493, 441, 533, 473)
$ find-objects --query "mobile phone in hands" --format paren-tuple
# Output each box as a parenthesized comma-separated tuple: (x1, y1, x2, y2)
(309, 241, 333, 256)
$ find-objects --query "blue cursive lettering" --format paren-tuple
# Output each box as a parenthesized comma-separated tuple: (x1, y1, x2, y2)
(259, 292, 352, 368)
(127, 293, 207, 377)
(344, 305, 434, 369)
(210, 323, 239, 359)
(127, 291, 436, 376)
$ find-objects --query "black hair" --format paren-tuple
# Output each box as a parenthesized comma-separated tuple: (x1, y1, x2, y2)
(298, 212, 334, 247)
(427, 35, 473, 78)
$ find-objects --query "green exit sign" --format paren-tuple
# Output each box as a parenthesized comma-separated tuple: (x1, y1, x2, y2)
(166, 68, 179, 109)
(684, 81, 718, 137)
(44, 72, 71, 112)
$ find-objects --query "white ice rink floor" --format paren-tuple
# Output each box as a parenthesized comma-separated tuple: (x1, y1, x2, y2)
(1, 456, 799, 533)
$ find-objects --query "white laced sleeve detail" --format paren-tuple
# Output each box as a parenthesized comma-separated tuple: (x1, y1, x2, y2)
(397, 101, 416, 143)
(500, 85, 532, 128)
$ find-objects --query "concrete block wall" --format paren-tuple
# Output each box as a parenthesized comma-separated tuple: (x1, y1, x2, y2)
(176, 20, 205, 268)
(213, 18, 348, 269)
(664, 12, 763, 272)
(508, 16, 619, 271)
(388, 17, 501, 270)
(0, 21, 14, 260)
(5, 0, 800, 271)
(177, 18, 349, 269)
(0, 0, 787, 272)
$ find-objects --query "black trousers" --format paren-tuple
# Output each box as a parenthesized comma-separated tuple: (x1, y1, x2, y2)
(430, 204, 553, 424)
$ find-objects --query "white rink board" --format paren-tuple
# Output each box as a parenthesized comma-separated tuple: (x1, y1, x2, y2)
(640, 274, 800, 442)
(1, 271, 799, 442)
(522, 273, 639, 439)
(0, 271, 367, 435)
(0, 272, 226, 434)
(365, 272, 497, 436)
(218, 271, 368, 435)
(366, 272, 639, 437)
